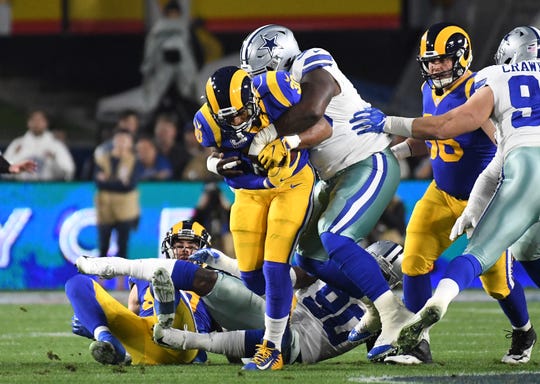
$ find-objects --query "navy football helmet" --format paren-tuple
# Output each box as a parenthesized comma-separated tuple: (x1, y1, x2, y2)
(417, 22, 473, 90)
(205, 66, 260, 135)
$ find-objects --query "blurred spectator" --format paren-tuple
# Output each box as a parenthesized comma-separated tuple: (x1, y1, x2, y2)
(3, 109, 75, 181)
(181, 122, 217, 181)
(153, 112, 190, 179)
(81, 110, 140, 181)
(95, 109, 140, 159)
(94, 128, 140, 290)
(192, 182, 234, 257)
(134, 135, 173, 181)
(141, 0, 199, 125)
(366, 195, 407, 246)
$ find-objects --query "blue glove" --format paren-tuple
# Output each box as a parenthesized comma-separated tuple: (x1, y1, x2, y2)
(188, 248, 220, 265)
(349, 107, 387, 135)
(71, 314, 94, 339)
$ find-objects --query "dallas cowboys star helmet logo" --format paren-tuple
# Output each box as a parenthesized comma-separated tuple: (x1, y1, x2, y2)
(260, 35, 279, 54)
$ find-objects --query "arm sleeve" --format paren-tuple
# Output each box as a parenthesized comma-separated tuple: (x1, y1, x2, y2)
(465, 148, 503, 217)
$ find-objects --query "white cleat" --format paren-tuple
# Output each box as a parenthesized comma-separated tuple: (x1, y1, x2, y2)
(151, 267, 176, 328)
(75, 256, 117, 279)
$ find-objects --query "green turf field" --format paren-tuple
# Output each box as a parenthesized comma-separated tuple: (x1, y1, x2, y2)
(1, 296, 540, 384)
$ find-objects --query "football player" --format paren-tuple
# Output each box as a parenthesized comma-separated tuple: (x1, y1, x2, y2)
(193, 66, 331, 370)
(67, 220, 264, 365)
(238, 24, 413, 362)
(353, 23, 533, 365)
(350, 25, 540, 363)
(77, 240, 404, 365)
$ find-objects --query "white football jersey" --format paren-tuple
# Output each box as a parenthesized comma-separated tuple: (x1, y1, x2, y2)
(290, 48, 391, 180)
(475, 60, 540, 157)
(290, 279, 366, 364)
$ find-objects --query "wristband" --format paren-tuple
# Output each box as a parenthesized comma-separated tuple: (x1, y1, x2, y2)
(390, 142, 412, 160)
(385, 116, 414, 137)
(206, 155, 220, 175)
(283, 134, 301, 150)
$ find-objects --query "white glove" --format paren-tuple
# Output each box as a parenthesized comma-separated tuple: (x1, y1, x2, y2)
(450, 210, 477, 241)
(248, 124, 278, 156)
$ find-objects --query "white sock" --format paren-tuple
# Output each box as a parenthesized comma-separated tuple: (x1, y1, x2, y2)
(263, 315, 289, 351)
(93, 325, 110, 340)
(98, 257, 177, 281)
(431, 278, 460, 310)
(515, 320, 532, 332)
(165, 329, 247, 358)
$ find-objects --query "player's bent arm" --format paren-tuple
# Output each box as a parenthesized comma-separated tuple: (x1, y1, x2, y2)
(413, 86, 494, 139)
(296, 117, 333, 149)
(127, 285, 140, 315)
(275, 68, 339, 136)
(386, 87, 495, 140)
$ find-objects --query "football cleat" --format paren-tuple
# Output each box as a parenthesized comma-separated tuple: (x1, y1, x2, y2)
(501, 327, 537, 364)
(75, 256, 117, 279)
(89, 332, 131, 365)
(384, 339, 433, 365)
(398, 303, 445, 352)
(151, 267, 176, 328)
(242, 340, 283, 371)
(348, 304, 381, 343)
(367, 305, 413, 361)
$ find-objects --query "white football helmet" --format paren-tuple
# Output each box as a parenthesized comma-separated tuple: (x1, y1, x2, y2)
(366, 240, 403, 289)
(494, 25, 540, 65)
(240, 24, 301, 76)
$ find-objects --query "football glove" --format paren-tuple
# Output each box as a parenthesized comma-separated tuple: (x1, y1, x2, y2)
(449, 210, 477, 241)
(350, 107, 387, 135)
(188, 248, 240, 276)
(266, 149, 301, 187)
(258, 136, 301, 170)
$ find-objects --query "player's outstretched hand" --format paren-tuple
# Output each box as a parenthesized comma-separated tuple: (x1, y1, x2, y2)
(350, 107, 387, 135)
(189, 248, 227, 268)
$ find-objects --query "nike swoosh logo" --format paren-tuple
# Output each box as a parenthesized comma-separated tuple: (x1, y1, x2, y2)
(290, 183, 301, 189)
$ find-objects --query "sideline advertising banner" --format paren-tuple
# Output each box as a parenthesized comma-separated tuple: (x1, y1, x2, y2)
(0, 180, 533, 290)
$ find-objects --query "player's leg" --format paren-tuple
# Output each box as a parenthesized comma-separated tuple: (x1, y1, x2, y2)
(65, 274, 130, 365)
(402, 182, 454, 313)
(398, 149, 540, 351)
(229, 188, 268, 295)
(243, 165, 314, 371)
(386, 184, 456, 364)
(318, 151, 412, 361)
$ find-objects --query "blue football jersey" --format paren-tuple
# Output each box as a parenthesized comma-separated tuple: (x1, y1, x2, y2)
(194, 70, 310, 190)
(421, 71, 496, 199)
